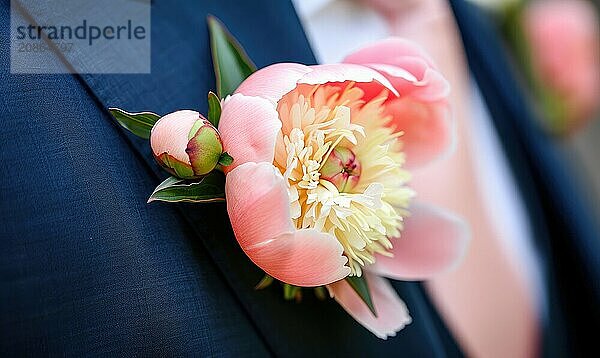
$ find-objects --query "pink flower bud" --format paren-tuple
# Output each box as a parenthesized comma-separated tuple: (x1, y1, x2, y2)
(321, 147, 362, 192)
(150, 110, 223, 179)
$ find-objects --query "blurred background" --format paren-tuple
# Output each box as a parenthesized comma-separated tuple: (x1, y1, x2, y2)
(469, 0, 600, 218)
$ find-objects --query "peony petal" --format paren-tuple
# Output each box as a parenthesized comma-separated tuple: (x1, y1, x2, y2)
(364, 63, 418, 83)
(218, 94, 281, 173)
(245, 229, 351, 287)
(234, 63, 312, 104)
(225, 162, 294, 249)
(234, 63, 399, 107)
(385, 96, 454, 169)
(150, 110, 200, 164)
(225, 162, 350, 287)
(342, 38, 454, 168)
(343, 38, 449, 102)
(343, 37, 437, 69)
(368, 61, 450, 102)
(299, 63, 398, 96)
(329, 273, 412, 339)
(369, 204, 470, 280)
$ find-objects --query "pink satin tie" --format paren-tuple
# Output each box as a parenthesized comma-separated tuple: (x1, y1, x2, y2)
(362, 0, 541, 357)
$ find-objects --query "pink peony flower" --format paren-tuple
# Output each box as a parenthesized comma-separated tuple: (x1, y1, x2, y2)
(218, 39, 469, 338)
(524, 0, 600, 133)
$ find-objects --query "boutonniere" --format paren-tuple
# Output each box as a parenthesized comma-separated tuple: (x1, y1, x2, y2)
(110, 17, 469, 339)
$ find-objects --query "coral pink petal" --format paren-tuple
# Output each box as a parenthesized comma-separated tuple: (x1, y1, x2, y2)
(329, 273, 412, 339)
(150, 110, 200, 163)
(343, 37, 436, 69)
(225, 162, 294, 249)
(234, 63, 312, 104)
(341, 38, 453, 167)
(218, 94, 281, 173)
(369, 61, 450, 102)
(225, 162, 350, 287)
(385, 97, 453, 168)
(416, 67, 451, 101)
(299, 64, 398, 96)
(343, 38, 449, 102)
(245, 229, 350, 287)
(369, 204, 469, 280)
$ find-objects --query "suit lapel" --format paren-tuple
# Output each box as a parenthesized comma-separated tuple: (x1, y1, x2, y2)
(17, 0, 463, 354)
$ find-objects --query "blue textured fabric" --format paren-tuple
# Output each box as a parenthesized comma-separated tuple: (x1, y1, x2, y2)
(0, 4, 270, 357)
(1, 0, 463, 356)
(450, 1, 600, 356)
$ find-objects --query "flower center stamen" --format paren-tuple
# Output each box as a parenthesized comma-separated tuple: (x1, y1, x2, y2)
(321, 147, 362, 192)
(274, 83, 413, 276)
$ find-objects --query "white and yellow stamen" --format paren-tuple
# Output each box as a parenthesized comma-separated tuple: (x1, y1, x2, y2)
(274, 83, 414, 276)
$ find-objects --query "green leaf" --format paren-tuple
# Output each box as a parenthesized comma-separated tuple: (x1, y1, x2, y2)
(148, 171, 226, 203)
(314, 286, 327, 301)
(153, 176, 184, 192)
(283, 284, 301, 301)
(109, 107, 160, 139)
(207, 91, 222, 127)
(254, 275, 274, 290)
(345, 275, 377, 317)
(207, 15, 257, 97)
(218, 152, 234, 166)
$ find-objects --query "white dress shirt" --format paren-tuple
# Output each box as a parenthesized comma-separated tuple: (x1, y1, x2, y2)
(292, 0, 546, 317)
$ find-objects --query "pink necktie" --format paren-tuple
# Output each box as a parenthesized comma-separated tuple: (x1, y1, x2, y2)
(362, 0, 541, 357)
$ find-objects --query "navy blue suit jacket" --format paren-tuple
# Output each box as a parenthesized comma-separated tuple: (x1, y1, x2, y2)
(1, 0, 598, 356)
